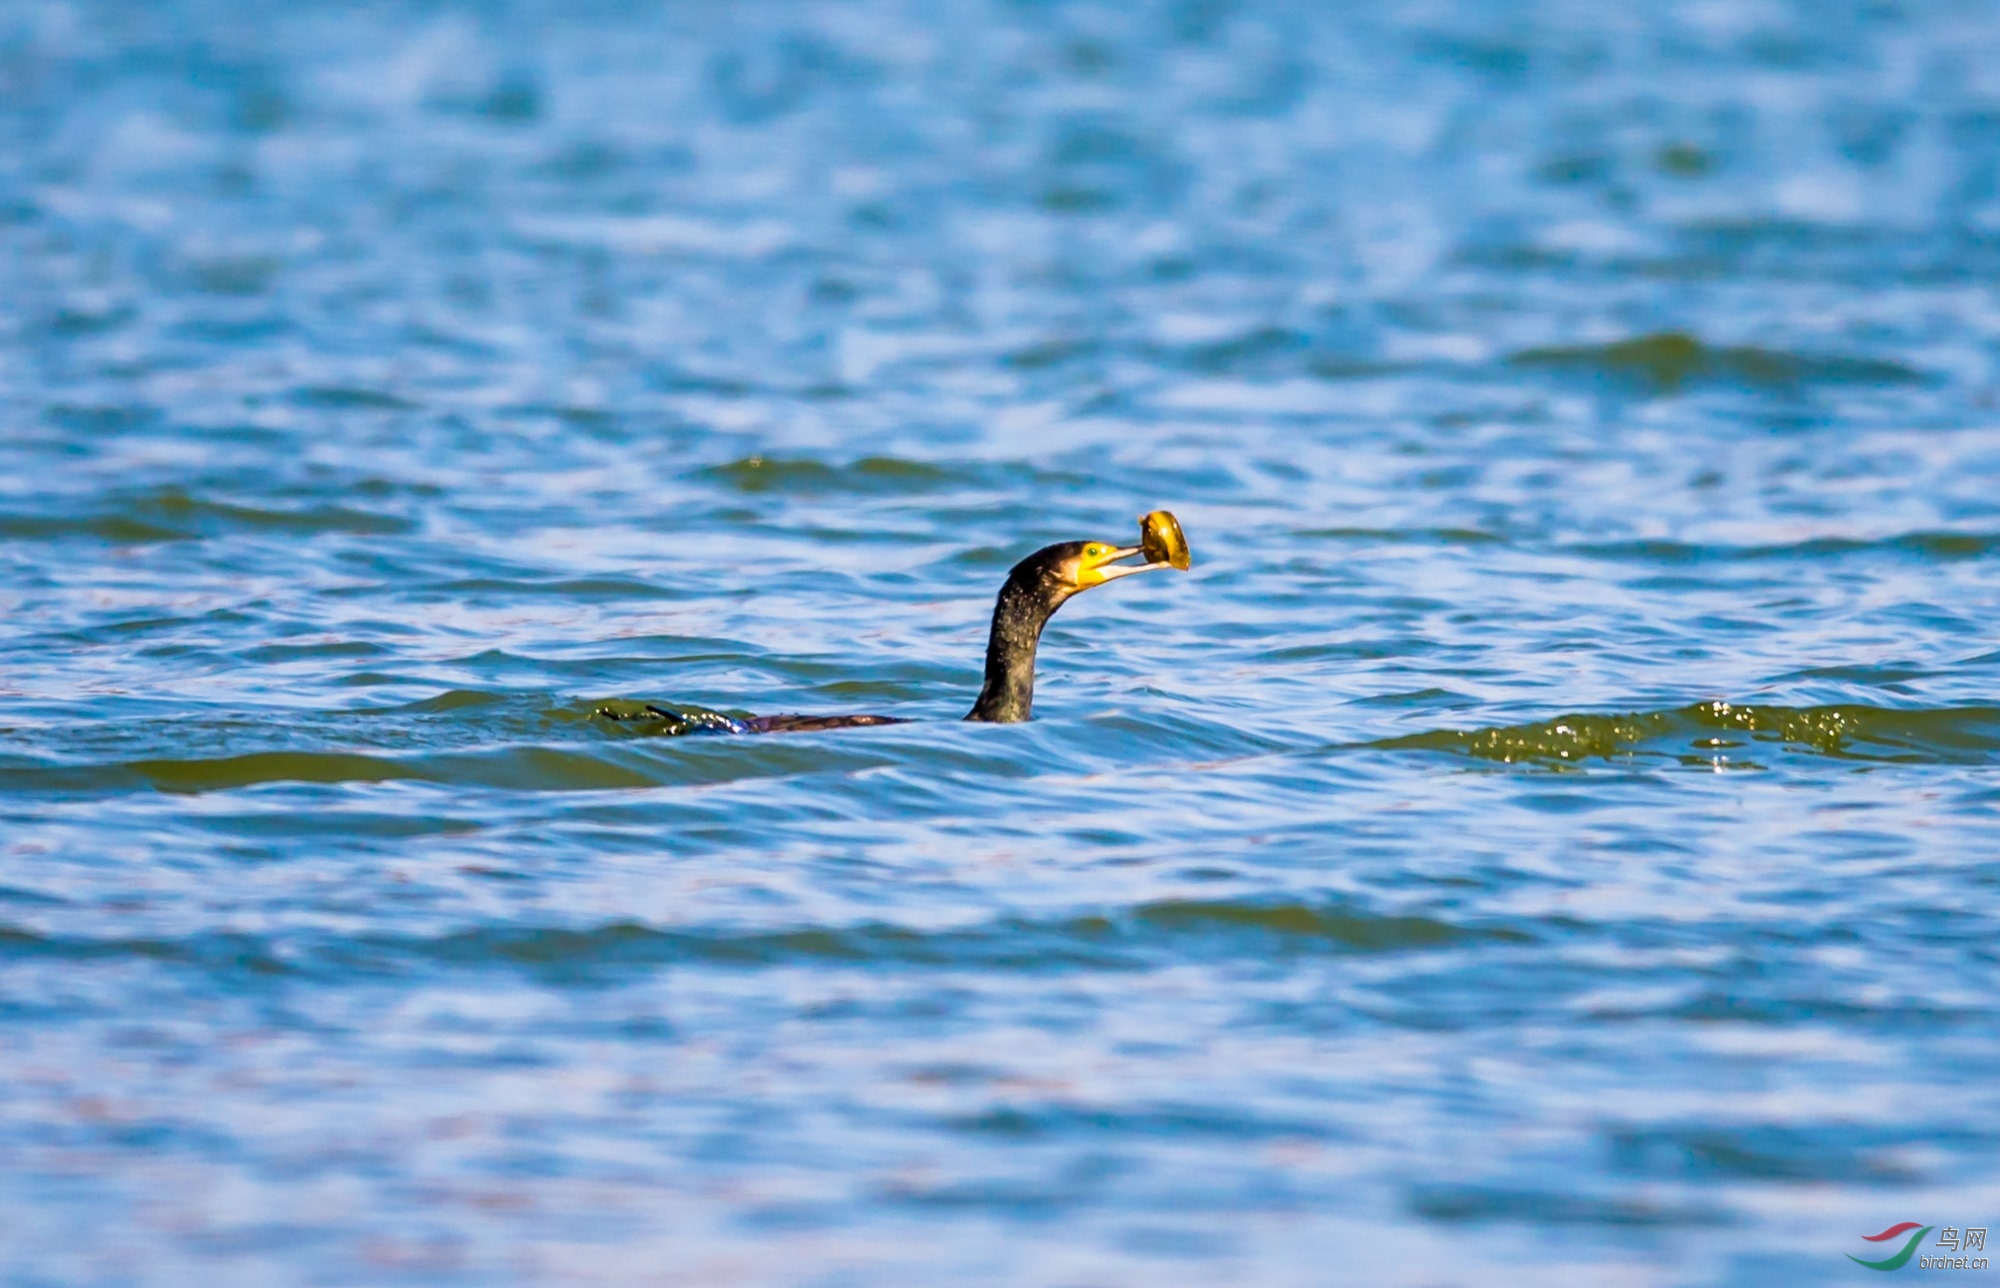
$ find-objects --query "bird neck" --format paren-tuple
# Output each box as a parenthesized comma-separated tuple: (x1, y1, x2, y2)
(965, 572, 1067, 723)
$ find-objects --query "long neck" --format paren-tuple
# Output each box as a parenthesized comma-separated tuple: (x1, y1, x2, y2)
(965, 574, 1063, 723)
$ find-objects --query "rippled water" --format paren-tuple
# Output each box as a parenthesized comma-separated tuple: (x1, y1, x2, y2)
(6, 1, 2000, 1282)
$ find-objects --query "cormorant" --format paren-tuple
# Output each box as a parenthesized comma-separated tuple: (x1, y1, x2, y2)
(602, 512, 1191, 734)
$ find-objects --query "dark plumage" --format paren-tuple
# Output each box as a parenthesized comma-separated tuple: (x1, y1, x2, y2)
(964, 540, 1099, 723)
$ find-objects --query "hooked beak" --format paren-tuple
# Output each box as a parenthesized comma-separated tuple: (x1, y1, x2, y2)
(1089, 544, 1173, 583)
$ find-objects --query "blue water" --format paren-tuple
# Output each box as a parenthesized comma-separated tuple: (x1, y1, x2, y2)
(4, 1, 2000, 1282)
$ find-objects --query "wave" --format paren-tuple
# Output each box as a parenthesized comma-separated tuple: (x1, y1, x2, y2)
(1568, 532, 2000, 563)
(1369, 701, 2000, 767)
(694, 454, 964, 496)
(0, 487, 410, 544)
(0, 899, 1538, 978)
(6, 697, 1995, 799)
(1293, 526, 2000, 563)
(1508, 330, 1925, 395)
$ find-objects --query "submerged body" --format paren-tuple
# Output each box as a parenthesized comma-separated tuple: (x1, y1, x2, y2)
(621, 709, 906, 735)
(606, 518, 1189, 734)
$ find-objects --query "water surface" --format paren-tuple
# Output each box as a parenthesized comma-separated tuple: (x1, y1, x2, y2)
(4, 1, 2000, 1283)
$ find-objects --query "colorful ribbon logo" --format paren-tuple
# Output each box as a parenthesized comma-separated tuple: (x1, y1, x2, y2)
(1849, 1223, 1932, 1271)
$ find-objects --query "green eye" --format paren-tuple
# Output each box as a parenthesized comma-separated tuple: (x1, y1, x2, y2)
(1085, 545, 1102, 557)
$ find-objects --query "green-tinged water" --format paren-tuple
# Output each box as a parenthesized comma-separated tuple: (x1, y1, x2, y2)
(3, 1, 1999, 1283)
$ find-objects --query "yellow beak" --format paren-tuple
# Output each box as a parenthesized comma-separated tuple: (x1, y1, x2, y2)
(1082, 544, 1170, 585)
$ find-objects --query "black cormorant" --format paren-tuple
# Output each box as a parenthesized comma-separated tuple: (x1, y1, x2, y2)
(603, 512, 1190, 734)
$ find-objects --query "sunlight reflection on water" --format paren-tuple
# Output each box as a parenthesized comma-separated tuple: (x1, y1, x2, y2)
(4, 0, 2000, 1283)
